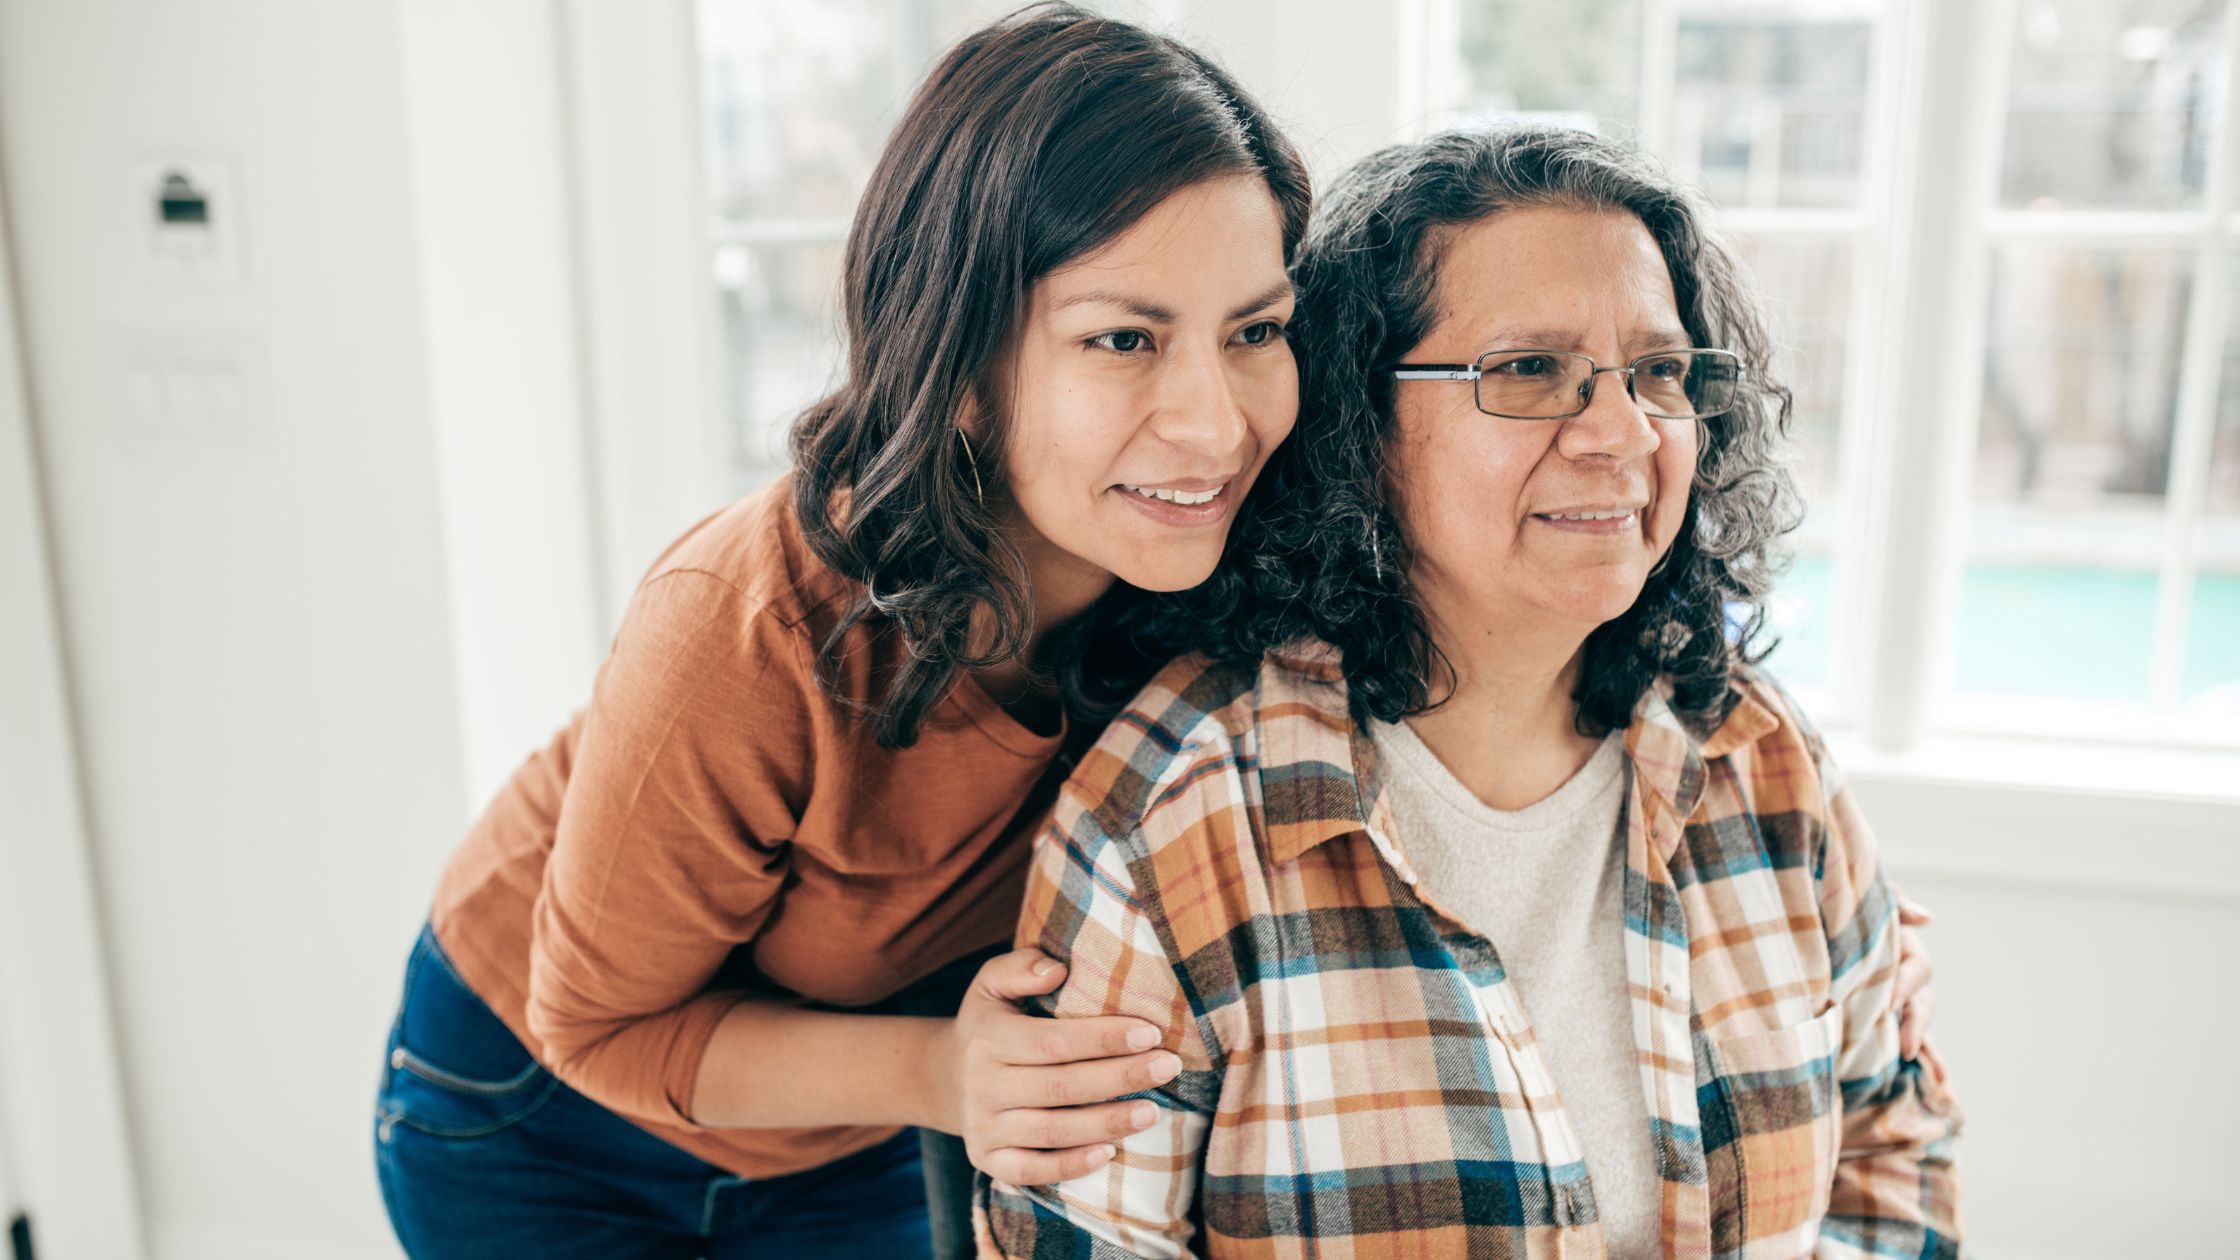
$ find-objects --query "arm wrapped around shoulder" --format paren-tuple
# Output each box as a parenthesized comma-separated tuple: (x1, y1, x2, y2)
(1807, 729, 1966, 1259)
(976, 719, 1243, 1260)
(525, 570, 810, 1130)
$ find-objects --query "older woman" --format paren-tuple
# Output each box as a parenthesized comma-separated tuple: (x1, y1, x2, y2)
(978, 129, 1962, 1259)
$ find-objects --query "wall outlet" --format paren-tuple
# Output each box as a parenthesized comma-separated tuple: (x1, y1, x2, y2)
(131, 155, 243, 284)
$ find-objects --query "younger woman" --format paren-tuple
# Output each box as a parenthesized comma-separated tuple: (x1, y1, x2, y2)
(374, 8, 1310, 1257)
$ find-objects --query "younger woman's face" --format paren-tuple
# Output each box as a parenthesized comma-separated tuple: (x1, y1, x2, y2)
(993, 176, 1297, 593)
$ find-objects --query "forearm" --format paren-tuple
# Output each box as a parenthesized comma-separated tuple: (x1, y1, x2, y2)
(689, 999, 951, 1130)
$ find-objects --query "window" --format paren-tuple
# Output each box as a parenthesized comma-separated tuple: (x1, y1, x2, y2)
(694, 0, 2240, 745)
(1449, 0, 2240, 740)
(1453, 0, 1880, 700)
(698, 0, 1013, 493)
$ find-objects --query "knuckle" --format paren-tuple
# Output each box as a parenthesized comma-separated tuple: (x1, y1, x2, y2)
(1045, 1075, 1080, 1106)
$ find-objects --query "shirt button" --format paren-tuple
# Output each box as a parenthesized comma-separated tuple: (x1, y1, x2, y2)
(391, 1048, 406, 1070)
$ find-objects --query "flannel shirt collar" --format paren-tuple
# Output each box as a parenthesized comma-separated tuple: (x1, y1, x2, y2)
(1258, 638, 1780, 868)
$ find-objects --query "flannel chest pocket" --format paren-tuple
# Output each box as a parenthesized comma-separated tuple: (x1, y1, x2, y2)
(1699, 1005, 1844, 1252)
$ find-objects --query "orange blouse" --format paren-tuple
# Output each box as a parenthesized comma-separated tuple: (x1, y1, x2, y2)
(431, 478, 1065, 1178)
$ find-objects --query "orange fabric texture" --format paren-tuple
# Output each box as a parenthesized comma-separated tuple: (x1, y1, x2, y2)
(430, 478, 1064, 1178)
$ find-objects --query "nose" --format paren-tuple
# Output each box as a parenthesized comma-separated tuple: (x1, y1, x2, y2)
(1557, 367, 1661, 462)
(1148, 340, 1250, 456)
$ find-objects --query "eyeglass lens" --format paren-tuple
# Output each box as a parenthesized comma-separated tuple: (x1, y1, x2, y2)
(1476, 350, 1739, 419)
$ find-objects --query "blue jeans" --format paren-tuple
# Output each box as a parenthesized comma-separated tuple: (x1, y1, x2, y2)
(375, 926, 933, 1259)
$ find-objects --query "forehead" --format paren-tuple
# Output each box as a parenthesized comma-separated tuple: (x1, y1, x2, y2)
(1428, 204, 1681, 345)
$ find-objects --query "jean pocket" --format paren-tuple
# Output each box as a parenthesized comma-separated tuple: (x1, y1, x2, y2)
(380, 1044, 559, 1141)
(377, 939, 561, 1142)
(1700, 1005, 1845, 1252)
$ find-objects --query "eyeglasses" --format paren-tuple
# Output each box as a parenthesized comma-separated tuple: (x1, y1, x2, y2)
(1391, 348, 1743, 420)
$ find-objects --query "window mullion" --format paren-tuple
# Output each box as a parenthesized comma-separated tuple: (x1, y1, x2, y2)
(1847, 0, 2017, 751)
(1635, 0, 1678, 162)
(2148, 7, 2240, 708)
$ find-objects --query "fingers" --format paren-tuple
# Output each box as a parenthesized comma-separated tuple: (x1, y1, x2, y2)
(990, 1008, 1165, 1066)
(965, 951, 1165, 1062)
(1893, 926, 1934, 1005)
(1894, 885, 1936, 927)
(975, 1098, 1172, 1186)
(984, 1096, 1164, 1156)
(1899, 985, 1936, 1062)
(987, 1048, 1181, 1111)
(1917, 1032, 1950, 1085)
(978, 1140, 1118, 1187)
(968, 947, 1072, 1004)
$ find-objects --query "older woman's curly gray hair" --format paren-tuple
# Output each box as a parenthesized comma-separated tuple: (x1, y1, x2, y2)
(1165, 126, 1803, 734)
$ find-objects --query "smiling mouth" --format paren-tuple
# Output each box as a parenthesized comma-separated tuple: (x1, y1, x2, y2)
(1122, 483, 1225, 506)
(1538, 509, 1639, 522)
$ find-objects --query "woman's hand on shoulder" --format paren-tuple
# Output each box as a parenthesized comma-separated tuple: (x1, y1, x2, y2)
(931, 948, 1181, 1186)
(1892, 887, 1948, 1084)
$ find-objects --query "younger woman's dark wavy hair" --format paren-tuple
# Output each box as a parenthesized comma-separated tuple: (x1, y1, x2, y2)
(788, 3, 1310, 749)
(1178, 127, 1801, 734)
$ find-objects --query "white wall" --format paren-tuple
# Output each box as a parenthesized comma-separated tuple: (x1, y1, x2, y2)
(0, 0, 600, 1256)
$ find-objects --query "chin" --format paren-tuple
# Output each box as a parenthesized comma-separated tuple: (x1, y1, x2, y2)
(1108, 549, 1223, 594)
(1548, 574, 1653, 627)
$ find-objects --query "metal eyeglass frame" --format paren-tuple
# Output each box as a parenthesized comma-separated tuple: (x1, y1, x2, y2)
(1391, 348, 1744, 420)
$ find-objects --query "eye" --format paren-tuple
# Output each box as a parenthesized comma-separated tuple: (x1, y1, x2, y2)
(1090, 329, 1152, 353)
(1490, 354, 1557, 377)
(1232, 320, 1286, 347)
(1640, 354, 1689, 380)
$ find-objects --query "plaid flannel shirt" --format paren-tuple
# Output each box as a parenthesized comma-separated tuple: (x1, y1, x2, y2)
(978, 642, 1962, 1260)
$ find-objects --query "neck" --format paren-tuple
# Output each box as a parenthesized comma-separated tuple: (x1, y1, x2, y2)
(1399, 576, 1604, 812)
(966, 514, 1114, 735)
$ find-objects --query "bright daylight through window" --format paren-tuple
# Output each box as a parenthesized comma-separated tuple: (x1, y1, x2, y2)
(697, 0, 2240, 745)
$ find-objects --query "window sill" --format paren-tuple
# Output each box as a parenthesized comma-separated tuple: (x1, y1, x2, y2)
(1821, 727, 2240, 905)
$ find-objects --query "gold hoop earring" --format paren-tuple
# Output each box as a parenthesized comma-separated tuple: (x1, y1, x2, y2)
(956, 427, 985, 507)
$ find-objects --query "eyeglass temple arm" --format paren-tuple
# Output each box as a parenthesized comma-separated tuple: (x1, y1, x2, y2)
(1391, 365, 1480, 380)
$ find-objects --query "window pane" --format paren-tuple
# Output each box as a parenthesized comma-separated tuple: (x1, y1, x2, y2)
(1737, 235, 1853, 687)
(2001, 0, 2228, 211)
(1671, 3, 1879, 210)
(2187, 289, 2240, 706)
(1957, 245, 2191, 700)
(700, 0, 1003, 222)
(715, 241, 844, 495)
(700, 0, 1014, 489)
(1455, 0, 1645, 135)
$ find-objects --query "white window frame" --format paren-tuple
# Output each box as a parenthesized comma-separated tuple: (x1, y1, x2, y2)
(1620, 0, 2240, 762)
(590, 0, 2240, 789)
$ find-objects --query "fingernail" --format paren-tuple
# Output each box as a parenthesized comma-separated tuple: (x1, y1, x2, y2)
(1127, 1026, 1160, 1051)
(1150, 1052, 1181, 1084)
(1032, 959, 1063, 977)
(1086, 1144, 1114, 1169)
(1131, 1102, 1157, 1130)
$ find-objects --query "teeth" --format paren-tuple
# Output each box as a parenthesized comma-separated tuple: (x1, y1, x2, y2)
(1545, 509, 1635, 521)
(1123, 484, 1222, 506)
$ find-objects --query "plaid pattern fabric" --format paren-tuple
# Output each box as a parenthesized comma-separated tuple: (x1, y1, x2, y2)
(977, 643, 1962, 1260)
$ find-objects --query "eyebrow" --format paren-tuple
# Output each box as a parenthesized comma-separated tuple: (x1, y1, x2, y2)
(1228, 280, 1297, 321)
(1478, 327, 1694, 356)
(1053, 280, 1296, 324)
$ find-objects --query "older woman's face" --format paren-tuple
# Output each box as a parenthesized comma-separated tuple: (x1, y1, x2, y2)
(1388, 205, 1698, 635)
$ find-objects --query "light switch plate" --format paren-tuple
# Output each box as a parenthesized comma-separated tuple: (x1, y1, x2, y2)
(113, 330, 265, 461)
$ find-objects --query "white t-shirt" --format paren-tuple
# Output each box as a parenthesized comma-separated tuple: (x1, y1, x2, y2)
(1368, 720, 1661, 1260)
